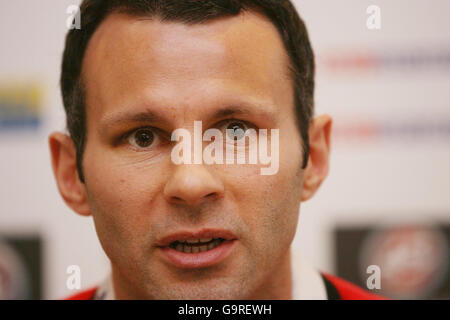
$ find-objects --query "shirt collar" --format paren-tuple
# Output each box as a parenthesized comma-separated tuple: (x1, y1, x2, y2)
(291, 250, 327, 300)
(93, 274, 115, 300)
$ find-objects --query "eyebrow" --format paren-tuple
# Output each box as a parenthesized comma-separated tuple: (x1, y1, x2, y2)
(99, 108, 168, 131)
(210, 104, 275, 120)
(99, 101, 277, 132)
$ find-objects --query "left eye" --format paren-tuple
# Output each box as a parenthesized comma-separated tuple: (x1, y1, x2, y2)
(128, 128, 156, 148)
(224, 121, 249, 140)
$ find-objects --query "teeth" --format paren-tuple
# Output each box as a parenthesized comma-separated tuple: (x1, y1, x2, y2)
(184, 238, 213, 244)
(207, 241, 215, 250)
(172, 239, 224, 253)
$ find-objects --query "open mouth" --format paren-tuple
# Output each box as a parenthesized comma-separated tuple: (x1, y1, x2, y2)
(169, 238, 225, 253)
(157, 229, 237, 268)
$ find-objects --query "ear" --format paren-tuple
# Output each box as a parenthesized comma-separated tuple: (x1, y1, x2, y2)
(301, 114, 332, 202)
(48, 132, 91, 216)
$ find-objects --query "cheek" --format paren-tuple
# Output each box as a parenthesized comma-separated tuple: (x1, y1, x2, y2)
(223, 142, 303, 259)
(83, 148, 168, 261)
(84, 175, 145, 259)
(83, 144, 169, 209)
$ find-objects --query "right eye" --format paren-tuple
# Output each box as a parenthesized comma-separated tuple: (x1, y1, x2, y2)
(127, 128, 157, 149)
(225, 121, 247, 141)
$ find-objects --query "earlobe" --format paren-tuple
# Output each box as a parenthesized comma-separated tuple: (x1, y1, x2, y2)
(301, 114, 333, 202)
(48, 132, 91, 216)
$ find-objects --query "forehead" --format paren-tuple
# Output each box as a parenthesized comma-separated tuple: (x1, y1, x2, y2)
(82, 10, 293, 124)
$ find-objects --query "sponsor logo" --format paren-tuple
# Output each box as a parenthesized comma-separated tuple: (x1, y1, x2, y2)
(359, 225, 449, 299)
(0, 84, 43, 131)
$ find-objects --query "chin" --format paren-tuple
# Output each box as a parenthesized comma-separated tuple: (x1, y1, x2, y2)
(143, 279, 253, 300)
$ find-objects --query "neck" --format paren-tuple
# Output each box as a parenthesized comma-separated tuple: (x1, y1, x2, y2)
(246, 247, 293, 300)
(111, 266, 146, 300)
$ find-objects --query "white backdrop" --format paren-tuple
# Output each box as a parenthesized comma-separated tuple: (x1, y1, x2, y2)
(0, 0, 449, 299)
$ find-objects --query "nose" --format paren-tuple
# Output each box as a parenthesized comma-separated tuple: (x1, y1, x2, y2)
(163, 165, 224, 207)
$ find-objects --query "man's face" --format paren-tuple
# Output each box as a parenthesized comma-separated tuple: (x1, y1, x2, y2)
(81, 11, 305, 299)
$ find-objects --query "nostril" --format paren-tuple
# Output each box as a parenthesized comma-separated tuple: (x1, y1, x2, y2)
(172, 196, 184, 203)
(163, 165, 225, 205)
(170, 193, 219, 205)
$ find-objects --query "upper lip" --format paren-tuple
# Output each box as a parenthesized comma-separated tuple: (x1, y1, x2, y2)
(156, 228, 237, 247)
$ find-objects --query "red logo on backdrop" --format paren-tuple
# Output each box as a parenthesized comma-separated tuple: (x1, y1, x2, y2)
(360, 225, 449, 299)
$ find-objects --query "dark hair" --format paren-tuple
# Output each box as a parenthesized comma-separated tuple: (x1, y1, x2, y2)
(61, 0, 315, 183)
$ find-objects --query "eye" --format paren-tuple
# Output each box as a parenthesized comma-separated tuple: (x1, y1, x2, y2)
(224, 121, 248, 140)
(127, 128, 156, 148)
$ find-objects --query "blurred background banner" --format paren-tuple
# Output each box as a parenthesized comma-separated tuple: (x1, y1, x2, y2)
(0, 0, 449, 299)
(0, 235, 42, 300)
(335, 223, 449, 299)
(0, 83, 43, 131)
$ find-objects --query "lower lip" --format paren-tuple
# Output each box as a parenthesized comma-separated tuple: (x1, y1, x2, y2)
(159, 240, 236, 269)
